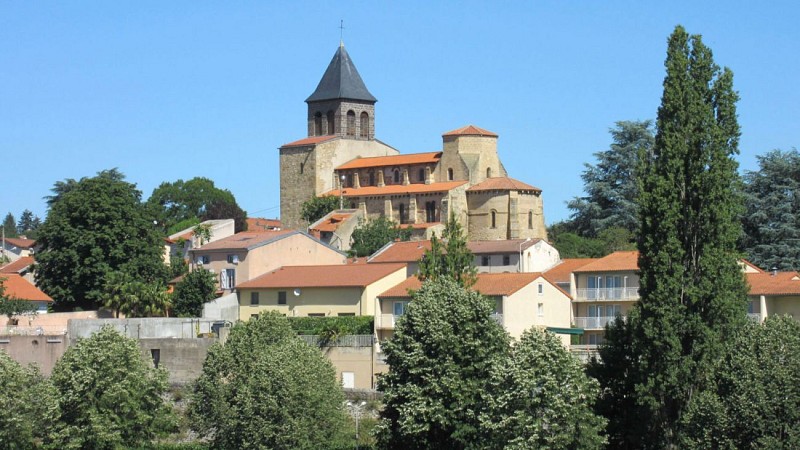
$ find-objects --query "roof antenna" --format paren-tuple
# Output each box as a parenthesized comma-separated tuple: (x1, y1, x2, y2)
(339, 20, 345, 47)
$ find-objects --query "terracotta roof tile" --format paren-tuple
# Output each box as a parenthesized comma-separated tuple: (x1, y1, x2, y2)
(379, 273, 559, 298)
(192, 230, 295, 251)
(281, 135, 338, 148)
(2, 237, 36, 249)
(325, 180, 467, 198)
(369, 241, 431, 263)
(0, 274, 52, 302)
(467, 177, 541, 193)
(574, 251, 640, 273)
(442, 125, 498, 138)
(310, 213, 355, 233)
(236, 263, 407, 289)
(543, 258, 599, 284)
(0, 256, 35, 274)
(747, 272, 800, 296)
(336, 152, 441, 170)
(468, 239, 541, 254)
(247, 218, 282, 230)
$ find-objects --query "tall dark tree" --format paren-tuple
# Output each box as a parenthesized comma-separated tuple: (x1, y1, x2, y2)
(16, 209, 41, 238)
(418, 213, 477, 287)
(741, 148, 800, 271)
(147, 177, 247, 232)
(2, 213, 17, 238)
(349, 217, 412, 257)
(204, 198, 248, 233)
(36, 169, 168, 310)
(567, 120, 654, 237)
(595, 26, 748, 448)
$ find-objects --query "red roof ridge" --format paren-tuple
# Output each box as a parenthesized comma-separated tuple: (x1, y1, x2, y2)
(324, 180, 468, 197)
(336, 152, 442, 170)
(467, 177, 541, 193)
(442, 125, 498, 138)
(281, 135, 338, 148)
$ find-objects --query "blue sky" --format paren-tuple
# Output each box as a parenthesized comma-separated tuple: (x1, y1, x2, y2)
(2, 2, 798, 227)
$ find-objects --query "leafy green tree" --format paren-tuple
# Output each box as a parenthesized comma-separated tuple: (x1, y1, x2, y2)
(147, 177, 247, 232)
(16, 209, 42, 238)
(2, 212, 17, 238)
(741, 148, 800, 271)
(349, 216, 412, 257)
(482, 328, 606, 449)
(418, 213, 477, 287)
(680, 316, 800, 449)
(567, 120, 654, 237)
(101, 271, 171, 318)
(0, 351, 59, 448)
(48, 326, 175, 449)
(376, 277, 510, 449)
(190, 311, 347, 449)
(596, 26, 748, 448)
(549, 222, 636, 258)
(35, 169, 169, 310)
(300, 195, 340, 225)
(168, 256, 189, 279)
(171, 268, 216, 317)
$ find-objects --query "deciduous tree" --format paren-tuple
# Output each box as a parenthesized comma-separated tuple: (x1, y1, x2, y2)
(418, 214, 477, 287)
(300, 195, 340, 225)
(349, 216, 412, 257)
(147, 177, 248, 232)
(190, 311, 347, 449)
(171, 268, 217, 317)
(0, 351, 58, 448)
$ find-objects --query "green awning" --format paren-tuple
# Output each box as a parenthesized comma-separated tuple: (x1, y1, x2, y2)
(547, 327, 584, 335)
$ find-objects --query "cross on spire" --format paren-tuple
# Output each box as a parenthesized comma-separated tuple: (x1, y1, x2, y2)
(339, 20, 345, 46)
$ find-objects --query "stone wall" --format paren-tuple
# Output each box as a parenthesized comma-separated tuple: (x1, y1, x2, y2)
(279, 145, 317, 230)
(138, 338, 216, 385)
(0, 335, 68, 375)
(307, 99, 375, 140)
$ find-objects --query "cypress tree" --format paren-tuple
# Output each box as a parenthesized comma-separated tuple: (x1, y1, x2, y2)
(632, 25, 748, 447)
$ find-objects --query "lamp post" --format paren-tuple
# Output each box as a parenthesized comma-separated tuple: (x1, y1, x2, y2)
(344, 400, 367, 450)
(518, 237, 531, 272)
(340, 174, 346, 210)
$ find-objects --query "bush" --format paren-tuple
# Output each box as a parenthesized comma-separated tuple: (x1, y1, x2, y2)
(288, 315, 374, 336)
(0, 352, 58, 448)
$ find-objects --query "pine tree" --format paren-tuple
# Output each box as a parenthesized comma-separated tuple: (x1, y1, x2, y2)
(16, 209, 39, 236)
(2, 213, 17, 238)
(594, 26, 748, 448)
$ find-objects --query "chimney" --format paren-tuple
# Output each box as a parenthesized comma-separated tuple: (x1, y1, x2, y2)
(771, 267, 778, 276)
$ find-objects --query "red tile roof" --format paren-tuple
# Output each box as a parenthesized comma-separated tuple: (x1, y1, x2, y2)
(543, 258, 598, 284)
(746, 272, 800, 296)
(325, 180, 468, 198)
(193, 230, 295, 251)
(467, 177, 541, 193)
(574, 251, 640, 273)
(2, 237, 36, 249)
(0, 274, 52, 302)
(379, 273, 556, 298)
(403, 222, 442, 230)
(281, 135, 338, 148)
(247, 217, 282, 230)
(369, 240, 432, 263)
(310, 213, 355, 233)
(468, 239, 541, 254)
(442, 125, 498, 138)
(0, 256, 35, 274)
(236, 263, 407, 289)
(336, 152, 441, 170)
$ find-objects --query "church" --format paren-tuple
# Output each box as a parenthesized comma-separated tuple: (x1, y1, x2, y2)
(279, 43, 547, 242)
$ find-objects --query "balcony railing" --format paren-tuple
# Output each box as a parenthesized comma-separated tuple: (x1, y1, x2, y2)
(570, 344, 600, 363)
(575, 287, 639, 301)
(573, 316, 625, 330)
(747, 313, 762, 322)
(376, 314, 400, 330)
(490, 313, 503, 325)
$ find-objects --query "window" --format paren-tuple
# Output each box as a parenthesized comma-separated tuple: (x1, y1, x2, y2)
(197, 255, 210, 265)
(278, 291, 287, 305)
(314, 112, 323, 136)
(220, 269, 235, 289)
(150, 349, 160, 369)
(425, 201, 436, 223)
(490, 210, 497, 228)
(503, 255, 510, 265)
(538, 283, 544, 295)
(537, 303, 544, 317)
(486, 167, 492, 178)
(338, 313, 356, 317)
(528, 211, 533, 229)
(300, 162, 304, 174)
(342, 371, 355, 389)
(447, 168, 454, 180)
(250, 292, 259, 305)
(393, 301, 410, 316)
(360, 112, 369, 138)
(326, 110, 335, 135)
(308, 313, 325, 317)
(369, 171, 375, 186)
(418, 168, 425, 182)
(227, 254, 239, 264)
(399, 203, 406, 224)
(393, 169, 400, 183)
(346, 110, 356, 136)
(482, 256, 490, 266)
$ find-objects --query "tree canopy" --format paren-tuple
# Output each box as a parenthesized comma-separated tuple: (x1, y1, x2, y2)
(300, 195, 340, 225)
(49, 326, 175, 449)
(147, 177, 248, 233)
(35, 169, 169, 310)
(190, 311, 348, 449)
(2, 212, 17, 238)
(349, 216, 412, 257)
(418, 214, 477, 287)
(17, 209, 42, 238)
(171, 267, 217, 317)
(0, 351, 58, 448)
(741, 148, 800, 271)
(594, 25, 748, 448)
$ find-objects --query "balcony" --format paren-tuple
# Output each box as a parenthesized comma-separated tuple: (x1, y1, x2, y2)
(573, 315, 625, 330)
(376, 314, 400, 330)
(570, 344, 600, 363)
(575, 287, 639, 302)
(747, 313, 762, 322)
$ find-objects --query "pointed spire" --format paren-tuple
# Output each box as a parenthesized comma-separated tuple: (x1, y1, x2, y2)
(306, 45, 377, 103)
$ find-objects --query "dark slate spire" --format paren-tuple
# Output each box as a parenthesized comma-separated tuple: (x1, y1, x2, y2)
(306, 44, 377, 103)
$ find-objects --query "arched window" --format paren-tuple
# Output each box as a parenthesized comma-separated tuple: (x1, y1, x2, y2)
(326, 111, 335, 135)
(346, 110, 356, 136)
(393, 169, 400, 183)
(447, 168, 454, 181)
(360, 112, 369, 138)
(528, 211, 533, 229)
(486, 167, 492, 178)
(418, 168, 425, 182)
(314, 112, 322, 136)
(490, 210, 497, 229)
(399, 203, 406, 224)
(369, 171, 375, 186)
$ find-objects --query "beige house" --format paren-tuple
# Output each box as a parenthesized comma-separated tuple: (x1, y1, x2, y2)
(1, 256, 36, 284)
(376, 273, 573, 351)
(1, 237, 36, 262)
(188, 230, 346, 295)
(746, 270, 800, 321)
(164, 219, 235, 263)
(236, 263, 407, 321)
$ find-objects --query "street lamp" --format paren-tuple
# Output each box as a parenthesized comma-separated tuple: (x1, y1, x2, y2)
(340, 174, 347, 210)
(518, 237, 531, 272)
(344, 400, 367, 450)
